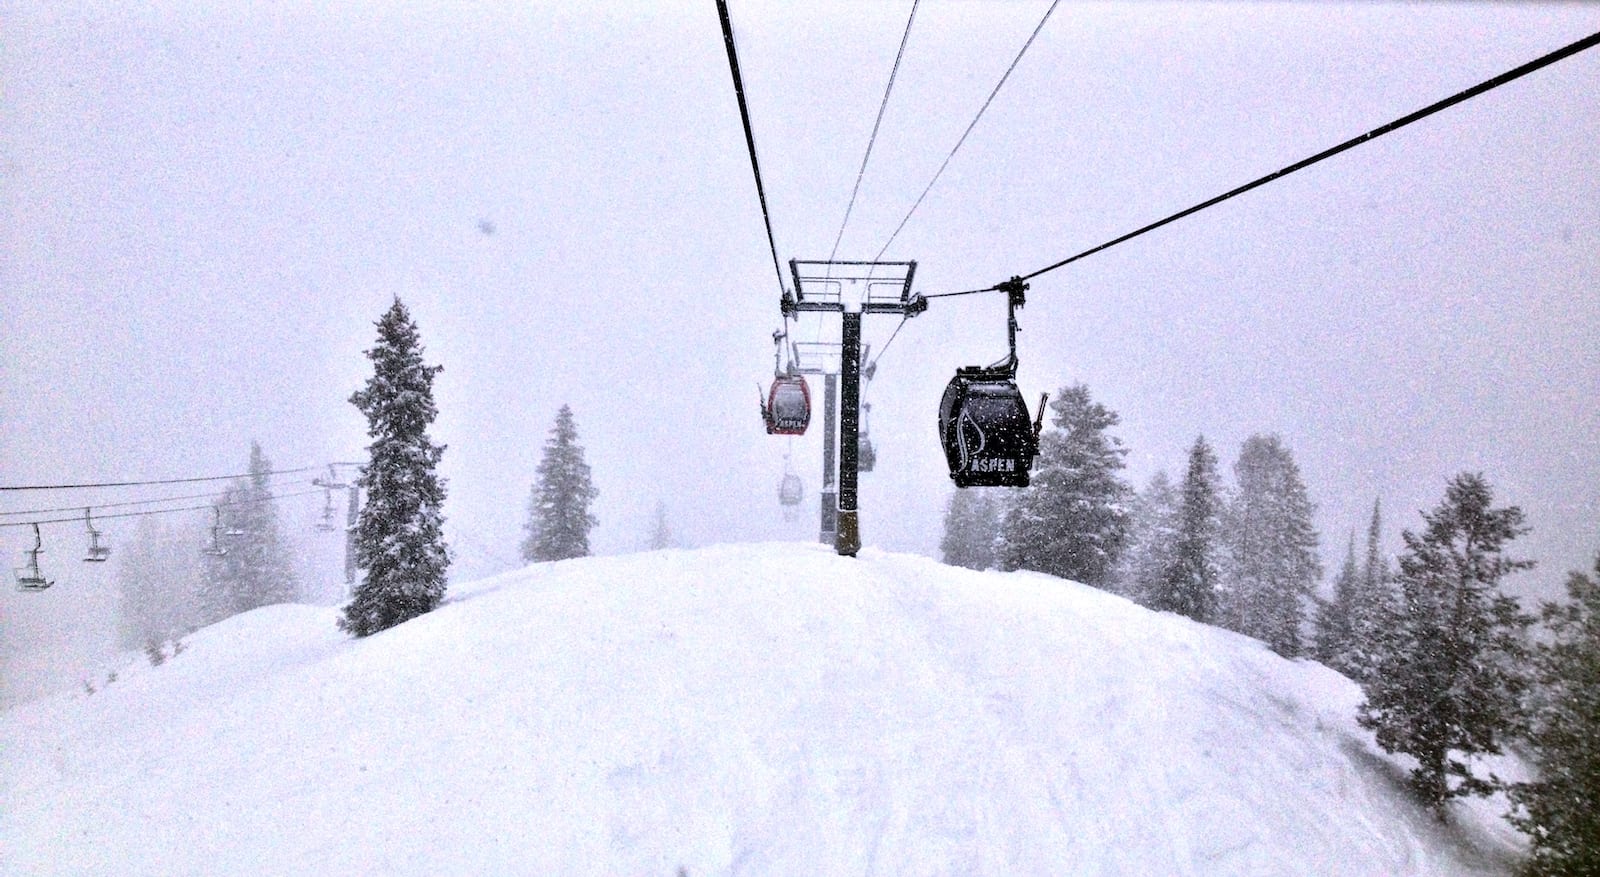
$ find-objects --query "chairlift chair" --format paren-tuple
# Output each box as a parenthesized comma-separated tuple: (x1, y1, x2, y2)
(762, 373, 811, 436)
(15, 523, 53, 592)
(83, 508, 110, 562)
(857, 402, 877, 473)
(314, 466, 345, 532)
(315, 496, 338, 532)
(202, 507, 229, 557)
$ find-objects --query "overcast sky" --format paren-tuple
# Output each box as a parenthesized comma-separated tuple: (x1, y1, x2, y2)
(4, 1, 1598, 701)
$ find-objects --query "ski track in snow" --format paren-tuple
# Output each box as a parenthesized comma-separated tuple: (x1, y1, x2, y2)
(2, 543, 1524, 875)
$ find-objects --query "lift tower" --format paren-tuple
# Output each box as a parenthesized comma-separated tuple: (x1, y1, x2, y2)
(783, 260, 923, 557)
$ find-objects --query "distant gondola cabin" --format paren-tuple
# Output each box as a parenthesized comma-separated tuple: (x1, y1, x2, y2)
(765, 375, 811, 435)
(778, 472, 804, 506)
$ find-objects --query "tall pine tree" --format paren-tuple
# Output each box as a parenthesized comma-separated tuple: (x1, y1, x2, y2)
(1117, 470, 1181, 606)
(648, 500, 675, 550)
(1508, 552, 1600, 875)
(1313, 532, 1361, 674)
(117, 516, 201, 653)
(1149, 436, 1223, 622)
(1348, 499, 1399, 684)
(340, 298, 450, 637)
(997, 383, 1132, 588)
(940, 487, 1002, 571)
(522, 404, 598, 563)
(196, 442, 299, 627)
(1357, 473, 1533, 814)
(1219, 434, 1322, 657)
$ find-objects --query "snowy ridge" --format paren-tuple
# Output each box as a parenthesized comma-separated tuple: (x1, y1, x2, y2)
(2, 544, 1519, 875)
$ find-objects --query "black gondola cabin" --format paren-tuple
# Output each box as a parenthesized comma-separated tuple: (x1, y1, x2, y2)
(938, 366, 1041, 488)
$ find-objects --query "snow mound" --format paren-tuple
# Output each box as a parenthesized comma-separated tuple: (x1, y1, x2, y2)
(2, 543, 1521, 875)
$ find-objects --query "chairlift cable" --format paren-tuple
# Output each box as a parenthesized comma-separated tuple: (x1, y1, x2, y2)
(865, 313, 911, 374)
(716, 0, 787, 297)
(0, 480, 319, 518)
(0, 465, 319, 493)
(872, 0, 1061, 262)
(923, 27, 1600, 299)
(0, 488, 325, 529)
(826, 0, 921, 266)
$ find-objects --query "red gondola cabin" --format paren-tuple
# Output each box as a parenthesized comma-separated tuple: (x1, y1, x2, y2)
(764, 374, 811, 436)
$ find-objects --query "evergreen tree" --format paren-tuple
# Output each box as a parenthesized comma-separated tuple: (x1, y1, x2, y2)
(522, 404, 598, 563)
(1357, 473, 1534, 815)
(940, 487, 1002, 571)
(1117, 470, 1181, 606)
(1149, 436, 1223, 622)
(196, 442, 299, 627)
(1313, 533, 1361, 674)
(340, 298, 450, 637)
(1349, 500, 1399, 680)
(1508, 553, 1600, 875)
(1219, 434, 1322, 657)
(648, 500, 675, 550)
(116, 516, 201, 653)
(997, 384, 1132, 588)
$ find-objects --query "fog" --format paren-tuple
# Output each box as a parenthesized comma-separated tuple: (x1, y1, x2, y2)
(4, 1, 1597, 705)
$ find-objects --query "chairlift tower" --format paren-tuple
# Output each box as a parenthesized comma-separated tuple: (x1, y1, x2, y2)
(315, 461, 365, 589)
(783, 259, 923, 557)
(785, 340, 842, 545)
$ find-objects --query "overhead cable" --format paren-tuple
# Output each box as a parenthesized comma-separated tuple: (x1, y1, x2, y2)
(827, 0, 921, 265)
(715, 0, 787, 296)
(0, 480, 319, 518)
(0, 465, 320, 493)
(873, 0, 1061, 262)
(0, 487, 326, 529)
(926, 27, 1600, 299)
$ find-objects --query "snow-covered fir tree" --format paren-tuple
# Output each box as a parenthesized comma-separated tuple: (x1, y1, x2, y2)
(1317, 500, 1399, 684)
(940, 487, 1002, 571)
(1349, 500, 1399, 684)
(1313, 532, 1361, 674)
(1358, 473, 1533, 814)
(1149, 436, 1223, 622)
(648, 500, 675, 550)
(116, 516, 201, 654)
(997, 383, 1132, 588)
(340, 298, 450, 637)
(1509, 552, 1600, 875)
(196, 442, 299, 627)
(1116, 470, 1181, 605)
(522, 404, 598, 563)
(1219, 434, 1322, 657)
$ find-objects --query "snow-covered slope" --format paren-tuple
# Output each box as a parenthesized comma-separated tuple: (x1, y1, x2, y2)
(2, 544, 1522, 875)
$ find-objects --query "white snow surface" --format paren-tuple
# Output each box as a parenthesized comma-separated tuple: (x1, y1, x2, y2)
(3, 543, 1524, 875)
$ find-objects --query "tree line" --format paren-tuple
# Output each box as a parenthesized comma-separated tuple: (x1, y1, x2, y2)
(940, 381, 1597, 874)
